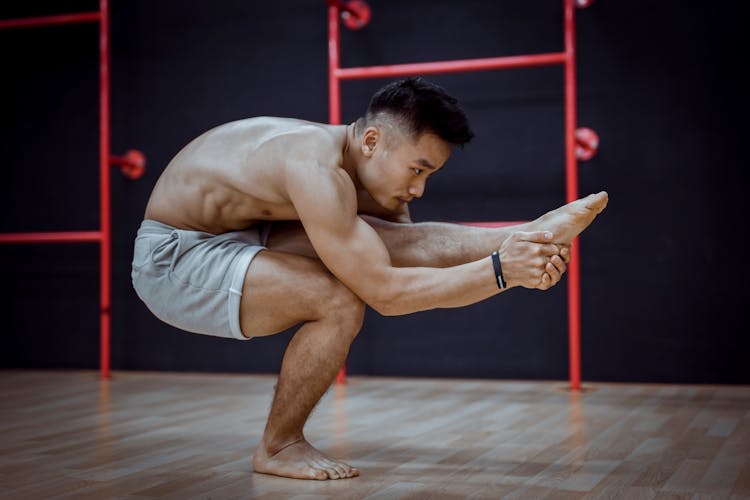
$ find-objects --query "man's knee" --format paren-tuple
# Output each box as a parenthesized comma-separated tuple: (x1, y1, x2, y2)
(322, 277, 365, 338)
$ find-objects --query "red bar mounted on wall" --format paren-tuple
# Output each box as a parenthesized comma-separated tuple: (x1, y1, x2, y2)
(327, 0, 597, 390)
(0, 1, 145, 379)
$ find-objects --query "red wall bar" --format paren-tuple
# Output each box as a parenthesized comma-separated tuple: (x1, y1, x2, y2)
(99, 0, 112, 379)
(329, 1, 584, 390)
(563, 0, 581, 391)
(0, 12, 100, 30)
(0, 231, 102, 244)
(336, 52, 566, 80)
(328, 3, 345, 384)
(0, 3, 111, 379)
(328, 3, 342, 125)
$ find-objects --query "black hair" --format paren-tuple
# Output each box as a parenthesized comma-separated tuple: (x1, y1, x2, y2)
(364, 77, 474, 147)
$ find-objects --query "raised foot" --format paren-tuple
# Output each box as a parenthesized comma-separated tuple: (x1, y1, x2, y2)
(252, 439, 360, 480)
(534, 191, 609, 244)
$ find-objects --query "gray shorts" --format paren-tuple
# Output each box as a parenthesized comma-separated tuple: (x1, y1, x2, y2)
(131, 220, 270, 340)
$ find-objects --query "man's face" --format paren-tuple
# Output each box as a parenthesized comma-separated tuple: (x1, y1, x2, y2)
(360, 126, 452, 211)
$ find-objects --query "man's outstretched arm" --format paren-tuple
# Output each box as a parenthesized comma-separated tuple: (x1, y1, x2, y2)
(286, 163, 559, 316)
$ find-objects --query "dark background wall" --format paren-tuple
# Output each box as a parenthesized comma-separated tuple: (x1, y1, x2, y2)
(1, 1, 747, 383)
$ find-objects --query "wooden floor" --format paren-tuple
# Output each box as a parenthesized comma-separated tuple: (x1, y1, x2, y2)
(1, 371, 749, 499)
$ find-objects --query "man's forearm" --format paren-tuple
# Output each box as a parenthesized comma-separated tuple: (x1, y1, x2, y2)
(371, 256, 502, 316)
(366, 230, 561, 316)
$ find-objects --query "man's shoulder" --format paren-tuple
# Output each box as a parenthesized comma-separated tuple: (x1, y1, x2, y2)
(213, 116, 335, 143)
(245, 116, 333, 134)
(277, 118, 340, 144)
(266, 120, 345, 167)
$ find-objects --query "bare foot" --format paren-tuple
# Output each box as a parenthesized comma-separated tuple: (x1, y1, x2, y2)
(252, 439, 360, 480)
(531, 191, 609, 244)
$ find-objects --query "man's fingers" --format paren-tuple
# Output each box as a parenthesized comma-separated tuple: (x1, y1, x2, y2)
(546, 261, 561, 283)
(513, 231, 559, 257)
(514, 232, 572, 261)
(550, 255, 567, 275)
(503, 231, 570, 290)
(541, 272, 552, 289)
(540, 244, 562, 257)
(518, 230, 554, 243)
(559, 245, 571, 263)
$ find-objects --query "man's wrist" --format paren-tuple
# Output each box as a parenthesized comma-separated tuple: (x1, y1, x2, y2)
(491, 251, 506, 289)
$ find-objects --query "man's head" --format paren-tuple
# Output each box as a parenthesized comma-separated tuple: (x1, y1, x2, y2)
(363, 76, 474, 146)
(354, 77, 474, 211)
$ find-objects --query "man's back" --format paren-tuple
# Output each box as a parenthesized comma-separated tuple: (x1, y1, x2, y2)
(144, 116, 345, 234)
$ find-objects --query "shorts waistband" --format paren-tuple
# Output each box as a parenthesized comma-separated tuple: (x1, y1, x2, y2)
(137, 219, 177, 235)
(137, 220, 272, 246)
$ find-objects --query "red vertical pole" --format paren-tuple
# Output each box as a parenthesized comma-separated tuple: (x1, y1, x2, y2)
(328, 2, 341, 126)
(329, 3, 346, 384)
(328, 2, 346, 384)
(99, 0, 111, 379)
(563, 0, 580, 391)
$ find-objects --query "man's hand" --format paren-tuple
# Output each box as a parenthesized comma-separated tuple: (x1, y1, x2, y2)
(498, 231, 567, 290)
(538, 250, 567, 290)
(537, 243, 570, 290)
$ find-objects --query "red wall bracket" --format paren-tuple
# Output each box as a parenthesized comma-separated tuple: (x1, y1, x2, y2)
(575, 127, 599, 161)
(338, 0, 371, 30)
(111, 149, 147, 180)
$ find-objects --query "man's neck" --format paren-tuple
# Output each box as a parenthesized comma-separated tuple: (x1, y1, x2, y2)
(340, 122, 363, 190)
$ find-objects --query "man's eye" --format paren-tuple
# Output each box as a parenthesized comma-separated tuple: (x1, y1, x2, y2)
(413, 168, 423, 175)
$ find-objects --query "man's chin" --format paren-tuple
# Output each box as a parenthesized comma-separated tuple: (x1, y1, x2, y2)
(374, 196, 399, 211)
(391, 198, 407, 210)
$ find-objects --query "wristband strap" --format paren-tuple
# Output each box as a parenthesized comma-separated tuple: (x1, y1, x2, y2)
(491, 251, 506, 289)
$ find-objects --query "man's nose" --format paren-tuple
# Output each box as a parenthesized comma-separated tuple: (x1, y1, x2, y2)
(408, 181, 425, 198)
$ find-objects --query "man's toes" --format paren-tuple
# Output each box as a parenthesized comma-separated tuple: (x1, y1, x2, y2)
(313, 458, 341, 479)
(343, 465, 360, 478)
(321, 457, 358, 479)
(308, 467, 329, 480)
(588, 191, 609, 211)
(326, 460, 348, 479)
(335, 460, 358, 478)
(303, 459, 329, 480)
(340, 463, 356, 477)
(328, 464, 346, 479)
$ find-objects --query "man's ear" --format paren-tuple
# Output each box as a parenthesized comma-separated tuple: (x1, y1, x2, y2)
(362, 126, 379, 157)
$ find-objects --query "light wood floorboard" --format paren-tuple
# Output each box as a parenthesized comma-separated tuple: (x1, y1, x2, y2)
(1, 370, 748, 499)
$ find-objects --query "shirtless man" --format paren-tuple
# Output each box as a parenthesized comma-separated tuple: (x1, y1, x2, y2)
(131, 77, 608, 481)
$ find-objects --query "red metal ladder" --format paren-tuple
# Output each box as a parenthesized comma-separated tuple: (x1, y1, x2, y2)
(0, 0, 145, 379)
(327, 0, 599, 390)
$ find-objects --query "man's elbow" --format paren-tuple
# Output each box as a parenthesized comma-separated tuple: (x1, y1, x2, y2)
(366, 292, 406, 316)
(368, 291, 418, 316)
(360, 276, 413, 316)
(368, 299, 399, 316)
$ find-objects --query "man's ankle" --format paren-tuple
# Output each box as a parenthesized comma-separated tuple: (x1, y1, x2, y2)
(262, 433, 305, 456)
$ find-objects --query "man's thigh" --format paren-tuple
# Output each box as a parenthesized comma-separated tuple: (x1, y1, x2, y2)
(264, 221, 319, 258)
(264, 218, 453, 268)
(239, 250, 349, 338)
(264, 218, 399, 258)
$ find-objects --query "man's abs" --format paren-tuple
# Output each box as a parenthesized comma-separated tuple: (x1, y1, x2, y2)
(144, 169, 299, 234)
